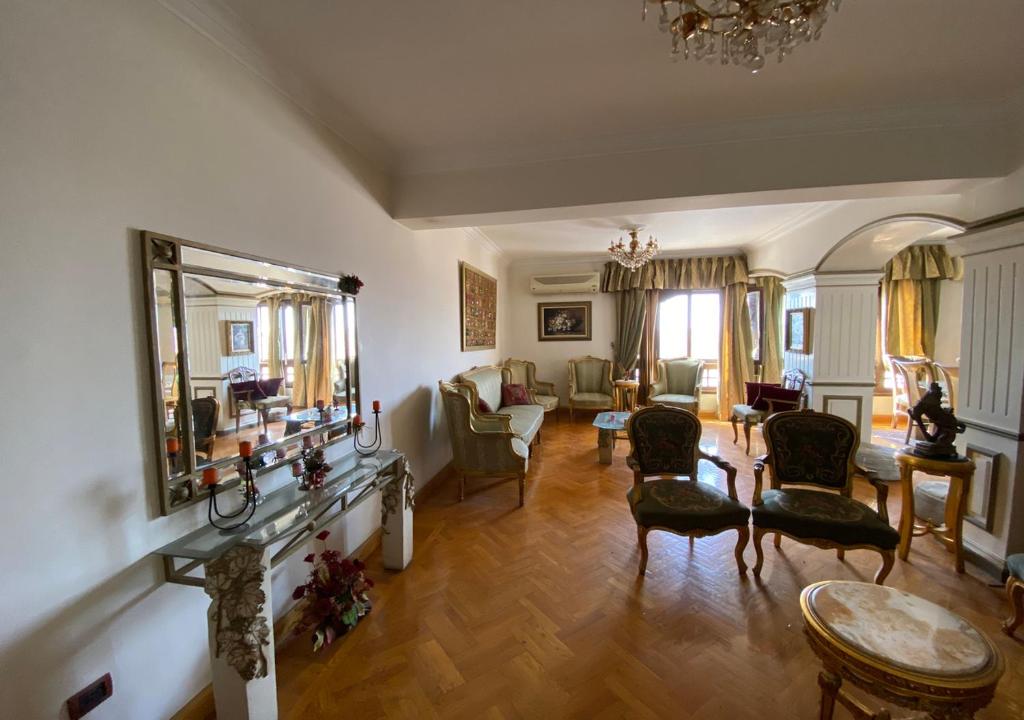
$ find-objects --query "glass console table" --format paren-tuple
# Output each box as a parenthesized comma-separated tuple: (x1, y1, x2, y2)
(152, 448, 414, 720)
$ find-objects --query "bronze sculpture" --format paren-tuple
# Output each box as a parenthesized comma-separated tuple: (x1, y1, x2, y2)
(908, 382, 965, 459)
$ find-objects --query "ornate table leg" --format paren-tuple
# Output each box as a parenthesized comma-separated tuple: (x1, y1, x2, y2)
(597, 427, 614, 464)
(818, 671, 840, 720)
(897, 464, 915, 561)
(945, 472, 970, 574)
(204, 546, 277, 720)
(381, 457, 415, 570)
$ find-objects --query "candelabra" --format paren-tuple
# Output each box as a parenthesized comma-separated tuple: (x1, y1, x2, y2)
(202, 442, 258, 532)
(353, 402, 383, 456)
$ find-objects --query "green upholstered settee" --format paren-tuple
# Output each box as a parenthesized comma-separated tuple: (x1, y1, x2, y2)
(504, 358, 559, 420)
(649, 357, 704, 414)
(458, 365, 544, 446)
(568, 356, 614, 422)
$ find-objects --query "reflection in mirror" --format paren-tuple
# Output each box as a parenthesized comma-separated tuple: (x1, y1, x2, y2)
(153, 269, 186, 479)
(182, 274, 355, 469)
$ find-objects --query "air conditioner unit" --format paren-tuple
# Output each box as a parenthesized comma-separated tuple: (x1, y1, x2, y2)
(530, 272, 600, 295)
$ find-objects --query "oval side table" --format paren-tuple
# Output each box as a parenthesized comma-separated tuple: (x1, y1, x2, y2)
(801, 580, 1003, 720)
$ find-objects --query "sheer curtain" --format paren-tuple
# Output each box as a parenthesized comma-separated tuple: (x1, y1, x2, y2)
(754, 276, 785, 383)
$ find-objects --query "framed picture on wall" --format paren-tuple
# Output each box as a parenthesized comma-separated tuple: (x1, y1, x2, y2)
(538, 301, 592, 341)
(964, 445, 1000, 531)
(460, 262, 497, 351)
(785, 308, 812, 354)
(225, 320, 254, 355)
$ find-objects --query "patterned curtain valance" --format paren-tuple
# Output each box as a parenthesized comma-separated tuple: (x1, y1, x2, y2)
(601, 255, 749, 292)
(885, 244, 962, 282)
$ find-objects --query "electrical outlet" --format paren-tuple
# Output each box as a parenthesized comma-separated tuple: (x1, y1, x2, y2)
(66, 673, 113, 720)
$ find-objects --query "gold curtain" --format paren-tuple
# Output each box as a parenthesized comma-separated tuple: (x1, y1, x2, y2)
(613, 289, 646, 380)
(719, 283, 754, 420)
(265, 294, 284, 380)
(638, 290, 661, 403)
(881, 245, 962, 359)
(289, 293, 333, 408)
(754, 276, 784, 383)
(601, 255, 748, 291)
(290, 294, 308, 406)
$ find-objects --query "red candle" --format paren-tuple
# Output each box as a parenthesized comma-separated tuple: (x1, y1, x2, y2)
(275, 448, 287, 459)
(372, 400, 381, 413)
(353, 414, 362, 427)
(201, 467, 219, 486)
(238, 441, 253, 458)
(302, 435, 314, 449)
(315, 399, 325, 411)
(166, 437, 179, 454)
(291, 462, 303, 477)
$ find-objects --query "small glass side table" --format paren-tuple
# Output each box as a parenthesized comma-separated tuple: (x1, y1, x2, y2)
(593, 411, 631, 464)
(613, 379, 640, 412)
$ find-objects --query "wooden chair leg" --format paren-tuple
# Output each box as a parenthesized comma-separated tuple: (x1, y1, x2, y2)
(753, 527, 767, 577)
(569, 403, 575, 423)
(774, 533, 782, 549)
(731, 414, 739, 444)
(637, 526, 650, 576)
(818, 671, 840, 720)
(836, 548, 845, 562)
(517, 474, 525, 508)
(743, 421, 752, 455)
(458, 475, 465, 502)
(1003, 577, 1024, 637)
(734, 526, 749, 574)
(874, 549, 895, 585)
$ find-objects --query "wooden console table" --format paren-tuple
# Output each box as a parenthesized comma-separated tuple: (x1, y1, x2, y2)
(152, 449, 414, 720)
(894, 448, 975, 574)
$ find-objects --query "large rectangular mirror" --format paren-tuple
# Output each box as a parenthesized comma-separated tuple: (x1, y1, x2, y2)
(143, 231, 360, 514)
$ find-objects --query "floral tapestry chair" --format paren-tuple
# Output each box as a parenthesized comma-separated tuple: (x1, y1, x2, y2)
(752, 409, 899, 584)
(504, 358, 559, 421)
(568, 356, 614, 422)
(649, 357, 704, 414)
(439, 380, 529, 508)
(626, 405, 750, 576)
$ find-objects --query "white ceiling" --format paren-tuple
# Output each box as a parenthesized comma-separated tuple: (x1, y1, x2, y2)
(197, 0, 1024, 173)
(479, 200, 842, 260)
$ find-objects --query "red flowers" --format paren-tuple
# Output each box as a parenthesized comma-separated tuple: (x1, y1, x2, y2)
(315, 529, 330, 541)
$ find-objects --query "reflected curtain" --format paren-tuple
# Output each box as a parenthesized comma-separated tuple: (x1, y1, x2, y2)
(754, 276, 784, 383)
(719, 283, 754, 420)
(265, 294, 284, 380)
(302, 296, 333, 408)
(613, 289, 646, 380)
(638, 290, 661, 403)
(881, 245, 962, 359)
(290, 294, 308, 406)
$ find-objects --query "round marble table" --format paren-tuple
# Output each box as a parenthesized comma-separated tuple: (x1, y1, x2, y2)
(801, 580, 1003, 719)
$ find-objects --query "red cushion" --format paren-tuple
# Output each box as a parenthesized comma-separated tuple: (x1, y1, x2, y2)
(755, 385, 802, 411)
(501, 383, 532, 406)
(230, 380, 260, 398)
(477, 397, 492, 414)
(257, 377, 284, 398)
(745, 382, 780, 408)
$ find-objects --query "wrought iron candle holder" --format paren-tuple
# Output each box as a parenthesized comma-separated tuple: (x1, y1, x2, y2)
(204, 444, 258, 532)
(353, 405, 382, 457)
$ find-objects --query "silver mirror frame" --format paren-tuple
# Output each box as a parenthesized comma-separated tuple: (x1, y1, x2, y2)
(141, 230, 360, 514)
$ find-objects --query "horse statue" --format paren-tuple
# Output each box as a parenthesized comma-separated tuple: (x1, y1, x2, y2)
(908, 382, 965, 459)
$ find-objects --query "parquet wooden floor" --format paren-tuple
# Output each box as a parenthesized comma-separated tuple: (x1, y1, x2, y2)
(267, 417, 1023, 719)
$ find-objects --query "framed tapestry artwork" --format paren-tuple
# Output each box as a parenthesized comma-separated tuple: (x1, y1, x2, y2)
(538, 301, 592, 342)
(226, 320, 255, 355)
(785, 308, 812, 354)
(964, 444, 1000, 531)
(460, 262, 497, 351)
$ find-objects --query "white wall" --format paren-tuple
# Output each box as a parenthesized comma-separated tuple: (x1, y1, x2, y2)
(0, 2, 505, 718)
(934, 278, 963, 365)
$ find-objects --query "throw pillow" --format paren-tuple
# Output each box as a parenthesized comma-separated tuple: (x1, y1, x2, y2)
(477, 397, 493, 414)
(501, 383, 532, 406)
(257, 377, 284, 398)
(230, 380, 260, 399)
(756, 385, 802, 412)
(745, 381, 780, 409)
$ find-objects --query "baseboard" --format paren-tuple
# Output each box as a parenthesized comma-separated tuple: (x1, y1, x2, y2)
(171, 528, 384, 720)
(416, 461, 455, 503)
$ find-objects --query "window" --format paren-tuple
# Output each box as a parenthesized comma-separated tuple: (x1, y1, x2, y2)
(746, 286, 763, 372)
(658, 291, 721, 388)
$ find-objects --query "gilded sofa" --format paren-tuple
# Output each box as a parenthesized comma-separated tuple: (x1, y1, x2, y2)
(504, 358, 559, 420)
(458, 365, 544, 446)
(568, 356, 614, 422)
(649, 357, 703, 414)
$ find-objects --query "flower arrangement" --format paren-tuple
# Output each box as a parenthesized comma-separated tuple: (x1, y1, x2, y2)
(292, 530, 373, 652)
(339, 274, 364, 295)
(300, 445, 332, 490)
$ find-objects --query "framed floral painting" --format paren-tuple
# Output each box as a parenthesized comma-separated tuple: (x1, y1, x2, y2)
(538, 301, 592, 341)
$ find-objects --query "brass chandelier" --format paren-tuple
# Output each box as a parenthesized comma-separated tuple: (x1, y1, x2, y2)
(609, 227, 659, 270)
(642, 0, 842, 72)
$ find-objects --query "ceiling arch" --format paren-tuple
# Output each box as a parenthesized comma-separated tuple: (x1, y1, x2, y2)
(815, 214, 967, 273)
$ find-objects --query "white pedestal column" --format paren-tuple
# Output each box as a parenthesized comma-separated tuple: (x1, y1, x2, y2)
(381, 456, 415, 570)
(204, 546, 278, 720)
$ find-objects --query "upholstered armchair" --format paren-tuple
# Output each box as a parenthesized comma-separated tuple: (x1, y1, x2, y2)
(626, 406, 750, 575)
(439, 380, 529, 507)
(191, 396, 219, 461)
(649, 357, 704, 413)
(568, 356, 614, 422)
(504, 358, 559, 421)
(751, 409, 899, 584)
(730, 368, 806, 455)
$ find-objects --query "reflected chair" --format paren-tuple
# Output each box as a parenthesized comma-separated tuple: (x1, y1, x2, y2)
(649, 357, 703, 414)
(1003, 554, 1024, 637)
(752, 409, 898, 584)
(191, 396, 220, 461)
(932, 361, 959, 413)
(439, 380, 529, 508)
(730, 368, 806, 455)
(626, 405, 750, 575)
(504, 358, 559, 421)
(226, 366, 291, 434)
(889, 356, 932, 439)
(568, 356, 614, 422)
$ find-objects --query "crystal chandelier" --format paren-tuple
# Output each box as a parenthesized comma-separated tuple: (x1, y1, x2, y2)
(642, 0, 841, 73)
(609, 227, 659, 270)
